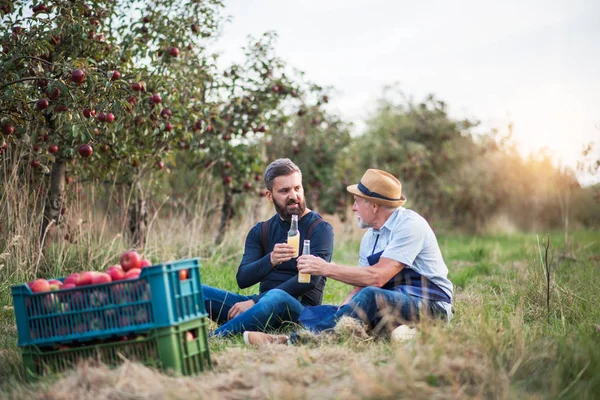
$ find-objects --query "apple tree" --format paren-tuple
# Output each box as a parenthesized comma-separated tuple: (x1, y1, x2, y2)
(0, 0, 224, 248)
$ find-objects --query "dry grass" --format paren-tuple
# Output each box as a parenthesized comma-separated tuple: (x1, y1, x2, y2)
(9, 320, 535, 400)
(1, 159, 599, 399)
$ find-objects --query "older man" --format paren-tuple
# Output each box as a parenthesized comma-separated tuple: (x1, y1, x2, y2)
(202, 158, 334, 336)
(244, 168, 453, 345)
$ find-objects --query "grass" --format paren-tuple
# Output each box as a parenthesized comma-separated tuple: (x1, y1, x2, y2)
(0, 175, 599, 399)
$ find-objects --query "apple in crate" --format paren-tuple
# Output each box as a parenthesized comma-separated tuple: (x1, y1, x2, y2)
(186, 331, 194, 341)
(48, 279, 63, 291)
(107, 265, 125, 281)
(64, 273, 80, 286)
(125, 268, 141, 280)
(30, 279, 50, 293)
(92, 272, 112, 285)
(78, 271, 99, 286)
(120, 250, 142, 271)
(139, 259, 152, 268)
(61, 283, 77, 290)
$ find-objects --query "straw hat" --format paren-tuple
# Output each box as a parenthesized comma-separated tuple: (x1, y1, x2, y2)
(346, 169, 407, 207)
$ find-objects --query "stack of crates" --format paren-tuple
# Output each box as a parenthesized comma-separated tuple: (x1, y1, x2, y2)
(11, 258, 211, 378)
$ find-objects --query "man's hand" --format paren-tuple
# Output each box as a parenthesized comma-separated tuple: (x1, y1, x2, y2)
(228, 299, 255, 320)
(270, 243, 296, 267)
(297, 254, 330, 276)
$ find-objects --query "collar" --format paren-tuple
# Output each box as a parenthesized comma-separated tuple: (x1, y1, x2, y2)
(372, 207, 403, 234)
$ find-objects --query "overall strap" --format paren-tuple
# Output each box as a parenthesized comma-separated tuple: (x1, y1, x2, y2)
(305, 218, 323, 240)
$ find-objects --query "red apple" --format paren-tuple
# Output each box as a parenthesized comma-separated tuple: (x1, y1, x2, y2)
(139, 259, 152, 268)
(131, 82, 142, 91)
(46, 87, 60, 100)
(106, 113, 115, 123)
(32, 3, 47, 13)
(36, 99, 49, 110)
(92, 272, 112, 285)
(224, 161, 232, 169)
(71, 69, 85, 84)
(2, 124, 14, 135)
(160, 108, 172, 119)
(48, 144, 58, 154)
(107, 265, 125, 281)
(64, 273, 80, 286)
(97, 112, 107, 122)
(78, 144, 93, 158)
(125, 268, 141, 280)
(83, 108, 95, 118)
(31, 159, 40, 168)
(179, 269, 188, 281)
(150, 94, 162, 104)
(168, 47, 179, 57)
(156, 160, 165, 170)
(164, 122, 173, 131)
(243, 182, 252, 190)
(223, 176, 232, 185)
(61, 283, 76, 290)
(78, 271, 98, 286)
(111, 70, 121, 81)
(185, 331, 194, 341)
(30, 279, 50, 293)
(120, 250, 141, 271)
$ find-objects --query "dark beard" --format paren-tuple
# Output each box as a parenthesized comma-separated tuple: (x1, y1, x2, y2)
(274, 197, 306, 222)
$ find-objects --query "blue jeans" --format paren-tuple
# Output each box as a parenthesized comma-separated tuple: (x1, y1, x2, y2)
(201, 285, 305, 336)
(300, 286, 448, 335)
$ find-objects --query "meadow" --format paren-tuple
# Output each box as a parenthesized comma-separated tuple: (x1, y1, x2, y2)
(0, 195, 598, 399)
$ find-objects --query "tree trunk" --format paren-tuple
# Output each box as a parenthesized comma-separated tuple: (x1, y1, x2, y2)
(128, 181, 148, 250)
(40, 158, 66, 248)
(215, 188, 234, 245)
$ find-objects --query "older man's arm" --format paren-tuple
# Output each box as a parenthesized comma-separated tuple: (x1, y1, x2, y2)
(297, 255, 404, 288)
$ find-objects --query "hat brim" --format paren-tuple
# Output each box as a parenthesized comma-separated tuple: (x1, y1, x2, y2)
(347, 184, 406, 208)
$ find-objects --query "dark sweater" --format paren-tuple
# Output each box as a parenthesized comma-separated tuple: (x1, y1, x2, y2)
(236, 211, 334, 306)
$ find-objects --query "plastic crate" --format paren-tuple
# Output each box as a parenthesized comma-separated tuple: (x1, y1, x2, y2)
(12, 258, 206, 347)
(22, 316, 211, 377)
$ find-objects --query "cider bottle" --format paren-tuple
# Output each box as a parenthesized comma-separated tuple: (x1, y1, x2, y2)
(287, 214, 300, 258)
(298, 240, 311, 283)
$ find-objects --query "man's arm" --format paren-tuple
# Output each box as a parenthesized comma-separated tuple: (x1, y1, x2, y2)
(297, 255, 404, 288)
(236, 224, 274, 288)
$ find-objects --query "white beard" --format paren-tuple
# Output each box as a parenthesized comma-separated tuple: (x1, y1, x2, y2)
(357, 217, 371, 229)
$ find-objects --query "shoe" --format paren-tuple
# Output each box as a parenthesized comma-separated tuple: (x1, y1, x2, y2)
(390, 325, 417, 342)
(243, 331, 289, 346)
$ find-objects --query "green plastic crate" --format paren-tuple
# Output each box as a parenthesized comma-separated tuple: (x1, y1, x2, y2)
(22, 317, 211, 378)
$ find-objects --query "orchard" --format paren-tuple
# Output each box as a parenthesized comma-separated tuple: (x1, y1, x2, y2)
(1, 0, 348, 248)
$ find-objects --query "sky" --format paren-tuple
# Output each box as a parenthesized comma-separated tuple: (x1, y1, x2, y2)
(212, 0, 600, 184)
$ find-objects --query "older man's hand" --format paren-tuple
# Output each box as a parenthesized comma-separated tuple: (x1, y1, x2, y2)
(297, 254, 329, 276)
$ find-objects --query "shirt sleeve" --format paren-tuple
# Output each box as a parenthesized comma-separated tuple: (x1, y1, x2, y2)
(381, 216, 425, 266)
(254, 221, 334, 302)
(236, 223, 274, 289)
